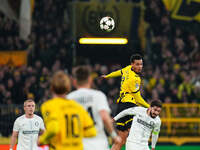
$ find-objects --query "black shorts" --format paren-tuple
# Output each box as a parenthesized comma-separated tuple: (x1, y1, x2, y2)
(115, 102, 137, 131)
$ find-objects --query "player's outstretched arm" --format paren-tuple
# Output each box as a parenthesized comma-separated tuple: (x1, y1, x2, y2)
(114, 107, 138, 121)
(133, 91, 150, 108)
(101, 70, 122, 79)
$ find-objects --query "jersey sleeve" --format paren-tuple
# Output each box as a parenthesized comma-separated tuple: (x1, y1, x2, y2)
(151, 119, 161, 148)
(96, 91, 111, 113)
(66, 93, 74, 100)
(114, 107, 140, 121)
(39, 117, 45, 131)
(152, 119, 161, 135)
(39, 104, 60, 144)
(133, 91, 150, 108)
(13, 118, 20, 132)
(105, 70, 122, 78)
(82, 107, 97, 137)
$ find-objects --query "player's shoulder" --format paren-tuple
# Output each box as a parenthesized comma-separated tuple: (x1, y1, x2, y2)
(15, 114, 26, 122)
(67, 90, 79, 98)
(136, 106, 147, 112)
(155, 116, 161, 123)
(69, 88, 106, 97)
(41, 98, 54, 106)
(33, 114, 44, 121)
(90, 88, 106, 96)
(122, 65, 132, 70)
(69, 99, 88, 111)
(42, 97, 65, 106)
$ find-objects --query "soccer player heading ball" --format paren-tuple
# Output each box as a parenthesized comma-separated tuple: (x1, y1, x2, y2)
(101, 53, 150, 150)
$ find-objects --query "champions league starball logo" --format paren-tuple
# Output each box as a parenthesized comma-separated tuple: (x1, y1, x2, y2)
(82, 4, 120, 35)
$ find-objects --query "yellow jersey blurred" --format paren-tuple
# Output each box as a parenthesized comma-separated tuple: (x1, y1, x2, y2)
(40, 97, 96, 150)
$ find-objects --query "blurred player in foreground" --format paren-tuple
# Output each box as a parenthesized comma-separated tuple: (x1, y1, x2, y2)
(102, 53, 150, 150)
(67, 66, 121, 150)
(10, 99, 45, 150)
(113, 100, 162, 150)
(39, 71, 96, 150)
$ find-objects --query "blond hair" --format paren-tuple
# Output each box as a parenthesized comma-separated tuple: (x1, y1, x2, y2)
(50, 71, 71, 94)
(24, 99, 35, 107)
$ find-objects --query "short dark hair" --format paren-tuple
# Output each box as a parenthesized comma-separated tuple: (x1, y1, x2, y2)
(130, 54, 143, 63)
(73, 66, 91, 85)
(150, 100, 162, 108)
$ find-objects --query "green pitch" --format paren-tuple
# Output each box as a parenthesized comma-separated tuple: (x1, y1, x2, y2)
(121, 145, 200, 150)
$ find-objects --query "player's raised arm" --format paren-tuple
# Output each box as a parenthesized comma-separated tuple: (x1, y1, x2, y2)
(101, 69, 122, 79)
(114, 107, 139, 121)
(151, 120, 161, 150)
(133, 91, 150, 108)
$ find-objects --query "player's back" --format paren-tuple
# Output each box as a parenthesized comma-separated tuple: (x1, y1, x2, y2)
(41, 97, 96, 150)
(67, 88, 111, 150)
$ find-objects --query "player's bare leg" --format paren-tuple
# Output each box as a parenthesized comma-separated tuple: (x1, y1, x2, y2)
(111, 130, 129, 150)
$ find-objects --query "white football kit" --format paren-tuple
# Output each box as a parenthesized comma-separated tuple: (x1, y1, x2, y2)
(114, 107, 161, 150)
(67, 88, 111, 150)
(13, 114, 45, 150)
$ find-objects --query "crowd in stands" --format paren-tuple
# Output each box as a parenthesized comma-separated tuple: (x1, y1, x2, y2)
(0, 0, 200, 108)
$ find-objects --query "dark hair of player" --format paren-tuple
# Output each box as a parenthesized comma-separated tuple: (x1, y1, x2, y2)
(150, 100, 162, 108)
(73, 66, 91, 85)
(50, 71, 71, 94)
(130, 53, 143, 63)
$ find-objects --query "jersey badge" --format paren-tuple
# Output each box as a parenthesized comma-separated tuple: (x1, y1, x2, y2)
(35, 121, 39, 127)
(150, 121, 155, 127)
(135, 83, 139, 90)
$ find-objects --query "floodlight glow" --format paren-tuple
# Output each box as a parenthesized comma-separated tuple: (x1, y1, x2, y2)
(79, 38, 128, 45)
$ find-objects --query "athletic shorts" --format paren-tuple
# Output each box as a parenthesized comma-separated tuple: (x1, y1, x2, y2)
(126, 141, 150, 150)
(115, 102, 137, 131)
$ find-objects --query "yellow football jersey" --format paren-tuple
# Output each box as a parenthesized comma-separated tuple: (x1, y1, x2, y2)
(120, 65, 141, 93)
(40, 97, 96, 150)
(105, 65, 149, 108)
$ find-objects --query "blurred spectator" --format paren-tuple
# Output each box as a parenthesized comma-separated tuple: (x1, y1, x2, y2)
(0, 0, 199, 107)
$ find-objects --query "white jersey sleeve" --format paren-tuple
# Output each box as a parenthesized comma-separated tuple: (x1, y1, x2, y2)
(114, 106, 141, 121)
(13, 118, 20, 132)
(39, 117, 45, 131)
(151, 118, 161, 148)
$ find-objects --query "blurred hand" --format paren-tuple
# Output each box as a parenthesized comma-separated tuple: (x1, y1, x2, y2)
(113, 136, 122, 145)
(37, 137, 41, 146)
(152, 148, 155, 150)
(112, 118, 115, 124)
(100, 75, 106, 79)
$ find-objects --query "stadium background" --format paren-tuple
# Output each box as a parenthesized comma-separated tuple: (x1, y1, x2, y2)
(0, 0, 200, 149)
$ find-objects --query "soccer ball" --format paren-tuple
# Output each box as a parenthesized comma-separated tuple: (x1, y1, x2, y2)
(100, 16, 115, 32)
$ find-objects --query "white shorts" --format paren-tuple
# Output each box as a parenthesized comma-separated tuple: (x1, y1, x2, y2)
(126, 141, 150, 150)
